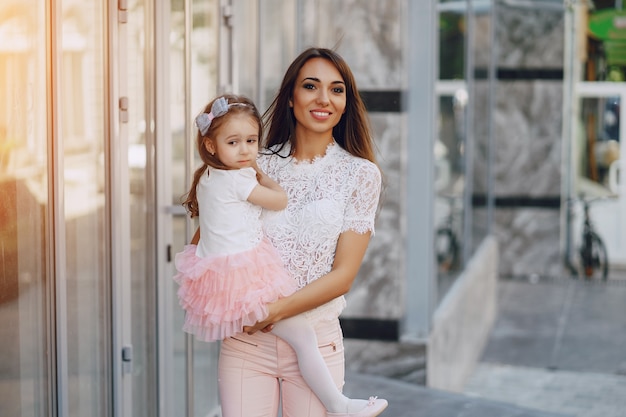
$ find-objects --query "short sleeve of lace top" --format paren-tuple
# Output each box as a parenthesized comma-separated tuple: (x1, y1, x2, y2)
(343, 160, 382, 235)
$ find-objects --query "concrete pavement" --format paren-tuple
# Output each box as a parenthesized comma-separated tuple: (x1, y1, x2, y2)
(464, 363, 626, 417)
(344, 371, 570, 417)
(344, 273, 626, 417)
(463, 275, 626, 417)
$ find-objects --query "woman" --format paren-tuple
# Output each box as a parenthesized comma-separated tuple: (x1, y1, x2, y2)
(217, 47, 385, 417)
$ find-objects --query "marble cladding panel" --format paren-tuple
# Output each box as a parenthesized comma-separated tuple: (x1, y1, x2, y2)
(343, 113, 405, 319)
(491, 5, 566, 278)
(494, 208, 566, 277)
(473, 80, 491, 195)
(473, 13, 494, 68)
(299, 0, 405, 88)
(496, 7, 564, 68)
(493, 81, 563, 196)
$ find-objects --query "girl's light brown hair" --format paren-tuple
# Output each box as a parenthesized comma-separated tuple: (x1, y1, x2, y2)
(182, 94, 262, 218)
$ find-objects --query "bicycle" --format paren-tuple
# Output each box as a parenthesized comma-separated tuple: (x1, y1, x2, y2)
(570, 195, 609, 281)
(435, 194, 461, 273)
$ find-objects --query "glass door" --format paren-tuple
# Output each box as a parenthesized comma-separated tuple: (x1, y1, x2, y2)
(156, 1, 221, 416)
(118, 0, 161, 416)
(574, 82, 626, 267)
(436, 0, 471, 298)
(0, 2, 51, 416)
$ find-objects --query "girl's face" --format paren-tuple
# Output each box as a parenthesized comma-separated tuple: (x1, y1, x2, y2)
(290, 57, 346, 137)
(205, 113, 260, 170)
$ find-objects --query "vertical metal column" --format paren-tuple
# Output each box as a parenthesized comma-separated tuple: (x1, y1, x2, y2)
(487, 0, 497, 233)
(561, 1, 582, 271)
(402, 0, 438, 341)
(47, 0, 68, 415)
(462, 0, 475, 266)
(155, 0, 176, 414)
(183, 2, 195, 416)
(109, 0, 132, 415)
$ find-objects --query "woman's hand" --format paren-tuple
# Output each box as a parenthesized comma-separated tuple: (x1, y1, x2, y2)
(242, 302, 279, 334)
(243, 230, 372, 335)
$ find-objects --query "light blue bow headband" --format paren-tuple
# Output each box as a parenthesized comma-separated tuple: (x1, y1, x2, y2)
(195, 97, 251, 136)
(195, 97, 229, 136)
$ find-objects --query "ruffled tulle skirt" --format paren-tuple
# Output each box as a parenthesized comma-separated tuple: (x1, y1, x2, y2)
(173, 239, 297, 342)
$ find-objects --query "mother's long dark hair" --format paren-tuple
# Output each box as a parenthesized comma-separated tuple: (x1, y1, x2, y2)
(262, 47, 377, 164)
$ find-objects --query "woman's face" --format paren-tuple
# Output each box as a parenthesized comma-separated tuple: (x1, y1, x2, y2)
(290, 57, 346, 137)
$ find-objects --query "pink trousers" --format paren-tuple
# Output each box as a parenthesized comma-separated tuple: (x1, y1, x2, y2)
(218, 318, 345, 417)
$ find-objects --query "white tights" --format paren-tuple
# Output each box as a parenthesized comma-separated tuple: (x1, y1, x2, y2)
(271, 315, 369, 414)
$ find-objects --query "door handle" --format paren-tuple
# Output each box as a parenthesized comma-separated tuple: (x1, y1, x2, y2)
(122, 345, 133, 374)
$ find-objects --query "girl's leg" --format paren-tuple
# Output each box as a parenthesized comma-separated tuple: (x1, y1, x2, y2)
(271, 316, 370, 414)
(279, 318, 344, 417)
(218, 332, 281, 417)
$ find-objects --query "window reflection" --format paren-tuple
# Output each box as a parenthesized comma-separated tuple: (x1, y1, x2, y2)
(0, 1, 50, 416)
(125, 1, 159, 415)
(435, 93, 466, 290)
(579, 96, 621, 192)
(577, 4, 623, 194)
(61, 2, 110, 416)
(439, 9, 466, 81)
(436, 0, 479, 298)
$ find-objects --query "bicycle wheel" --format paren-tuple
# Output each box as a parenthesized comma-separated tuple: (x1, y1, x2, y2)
(436, 227, 459, 272)
(578, 231, 609, 281)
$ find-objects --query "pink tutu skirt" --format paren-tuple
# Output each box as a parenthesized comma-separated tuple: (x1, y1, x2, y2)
(173, 239, 297, 342)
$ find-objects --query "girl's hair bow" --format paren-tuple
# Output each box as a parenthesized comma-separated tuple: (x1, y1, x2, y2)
(195, 97, 230, 136)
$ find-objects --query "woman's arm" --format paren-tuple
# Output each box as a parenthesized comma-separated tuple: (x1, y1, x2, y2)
(244, 229, 371, 333)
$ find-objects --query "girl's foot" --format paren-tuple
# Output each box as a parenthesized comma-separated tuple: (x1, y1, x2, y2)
(327, 396, 388, 417)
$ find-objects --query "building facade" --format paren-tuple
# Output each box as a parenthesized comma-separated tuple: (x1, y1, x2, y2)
(2, 1, 624, 416)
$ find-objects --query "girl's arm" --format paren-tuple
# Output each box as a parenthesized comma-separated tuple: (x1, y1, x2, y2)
(247, 166, 288, 211)
(190, 227, 200, 245)
(243, 229, 371, 333)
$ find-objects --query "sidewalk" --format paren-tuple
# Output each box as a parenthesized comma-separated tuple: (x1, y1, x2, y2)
(464, 363, 626, 417)
(345, 274, 626, 417)
(463, 275, 626, 417)
(344, 371, 570, 417)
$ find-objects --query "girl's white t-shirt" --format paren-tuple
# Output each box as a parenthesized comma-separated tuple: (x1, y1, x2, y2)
(258, 141, 382, 322)
(195, 166, 261, 258)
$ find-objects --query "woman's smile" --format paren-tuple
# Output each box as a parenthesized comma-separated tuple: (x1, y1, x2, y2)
(311, 110, 332, 120)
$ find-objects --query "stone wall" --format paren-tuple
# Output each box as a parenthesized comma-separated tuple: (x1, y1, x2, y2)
(492, 5, 566, 277)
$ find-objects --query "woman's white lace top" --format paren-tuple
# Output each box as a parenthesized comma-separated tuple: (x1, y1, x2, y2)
(258, 141, 381, 322)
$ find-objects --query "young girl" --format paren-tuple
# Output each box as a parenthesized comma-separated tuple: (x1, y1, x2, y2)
(174, 94, 387, 417)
